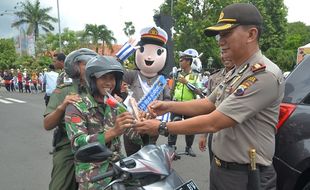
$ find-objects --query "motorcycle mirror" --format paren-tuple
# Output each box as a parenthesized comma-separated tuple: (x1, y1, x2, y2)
(75, 142, 113, 163)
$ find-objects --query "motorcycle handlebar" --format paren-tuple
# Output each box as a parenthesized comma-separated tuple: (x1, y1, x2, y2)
(90, 169, 116, 183)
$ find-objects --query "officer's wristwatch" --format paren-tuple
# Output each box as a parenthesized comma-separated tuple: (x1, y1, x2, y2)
(158, 122, 169, 137)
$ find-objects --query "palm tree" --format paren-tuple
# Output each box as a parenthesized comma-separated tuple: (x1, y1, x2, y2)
(84, 24, 116, 54)
(11, 0, 57, 41)
(123, 21, 135, 37)
(99, 25, 116, 54)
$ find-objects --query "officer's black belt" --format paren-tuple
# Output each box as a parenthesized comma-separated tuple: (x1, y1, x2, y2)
(214, 155, 267, 171)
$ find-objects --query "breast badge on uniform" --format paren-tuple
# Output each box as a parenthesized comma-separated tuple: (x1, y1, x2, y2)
(234, 76, 257, 96)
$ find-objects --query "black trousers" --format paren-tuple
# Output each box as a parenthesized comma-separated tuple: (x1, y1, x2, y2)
(168, 113, 195, 148)
(210, 158, 276, 190)
(44, 94, 50, 106)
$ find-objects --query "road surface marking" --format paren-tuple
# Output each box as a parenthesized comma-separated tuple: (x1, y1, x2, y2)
(0, 99, 13, 104)
(5, 98, 26, 103)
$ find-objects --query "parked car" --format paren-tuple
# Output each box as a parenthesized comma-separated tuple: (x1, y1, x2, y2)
(274, 55, 310, 190)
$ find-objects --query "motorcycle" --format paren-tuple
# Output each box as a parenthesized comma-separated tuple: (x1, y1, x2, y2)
(75, 142, 199, 190)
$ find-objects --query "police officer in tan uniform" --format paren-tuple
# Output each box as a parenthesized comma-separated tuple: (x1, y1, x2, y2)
(199, 52, 234, 162)
(134, 3, 284, 190)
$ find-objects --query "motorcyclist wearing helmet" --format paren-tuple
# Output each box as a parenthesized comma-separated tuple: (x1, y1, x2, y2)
(168, 48, 203, 157)
(65, 55, 134, 189)
(43, 48, 98, 190)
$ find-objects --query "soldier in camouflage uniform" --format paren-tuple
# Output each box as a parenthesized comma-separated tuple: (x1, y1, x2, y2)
(44, 48, 98, 190)
(65, 55, 134, 190)
(198, 51, 234, 162)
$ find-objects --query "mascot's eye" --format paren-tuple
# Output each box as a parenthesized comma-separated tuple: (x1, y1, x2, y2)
(157, 49, 164, 56)
(139, 47, 144, 53)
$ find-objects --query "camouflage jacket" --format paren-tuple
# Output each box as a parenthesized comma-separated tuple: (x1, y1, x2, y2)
(65, 93, 122, 184)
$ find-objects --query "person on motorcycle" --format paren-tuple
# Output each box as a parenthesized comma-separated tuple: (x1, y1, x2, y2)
(64, 55, 135, 190)
(44, 48, 98, 190)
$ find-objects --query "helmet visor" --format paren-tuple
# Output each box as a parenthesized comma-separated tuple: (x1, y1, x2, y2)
(93, 70, 114, 78)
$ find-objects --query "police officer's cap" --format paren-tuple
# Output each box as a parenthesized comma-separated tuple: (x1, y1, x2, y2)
(140, 26, 168, 47)
(179, 49, 199, 58)
(204, 3, 263, 37)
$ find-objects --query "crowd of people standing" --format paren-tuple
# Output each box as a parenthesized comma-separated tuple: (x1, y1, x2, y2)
(0, 68, 44, 93)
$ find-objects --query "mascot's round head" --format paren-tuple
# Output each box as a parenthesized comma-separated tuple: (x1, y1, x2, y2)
(135, 26, 168, 78)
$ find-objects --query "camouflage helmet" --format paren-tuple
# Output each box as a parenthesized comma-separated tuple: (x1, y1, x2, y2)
(64, 48, 98, 78)
(85, 55, 124, 95)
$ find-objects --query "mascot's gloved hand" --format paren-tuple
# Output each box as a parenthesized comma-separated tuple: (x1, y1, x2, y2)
(115, 38, 140, 63)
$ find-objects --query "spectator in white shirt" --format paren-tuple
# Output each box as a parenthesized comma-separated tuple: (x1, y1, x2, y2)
(43, 64, 59, 106)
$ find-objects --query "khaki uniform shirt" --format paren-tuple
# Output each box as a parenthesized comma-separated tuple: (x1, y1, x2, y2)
(207, 68, 228, 95)
(208, 51, 285, 166)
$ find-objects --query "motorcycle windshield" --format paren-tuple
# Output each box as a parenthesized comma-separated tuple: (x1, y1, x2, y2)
(119, 144, 173, 176)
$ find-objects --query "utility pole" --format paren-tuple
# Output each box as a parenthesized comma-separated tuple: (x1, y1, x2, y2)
(57, 0, 62, 52)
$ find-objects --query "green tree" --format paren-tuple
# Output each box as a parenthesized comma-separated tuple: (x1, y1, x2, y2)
(11, 0, 57, 41)
(0, 38, 18, 70)
(99, 25, 116, 54)
(84, 24, 116, 54)
(158, 0, 289, 70)
(123, 21, 136, 37)
(284, 22, 310, 50)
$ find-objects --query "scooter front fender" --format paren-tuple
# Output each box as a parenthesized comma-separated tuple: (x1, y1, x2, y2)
(142, 169, 184, 189)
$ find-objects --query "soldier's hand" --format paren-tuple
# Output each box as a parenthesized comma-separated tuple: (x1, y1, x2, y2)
(198, 135, 207, 152)
(58, 94, 81, 112)
(114, 94, 123, 103)
(114, 112, 135, 136)
(64, 94, 81, 105)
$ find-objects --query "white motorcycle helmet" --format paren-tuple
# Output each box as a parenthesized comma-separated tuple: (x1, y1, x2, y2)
(179, 49, 203, 73)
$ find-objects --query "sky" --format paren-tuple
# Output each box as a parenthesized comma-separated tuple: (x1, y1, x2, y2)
(0, 0, 309, 44)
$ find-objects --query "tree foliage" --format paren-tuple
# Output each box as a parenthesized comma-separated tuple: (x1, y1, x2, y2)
(0, 38, 18, 70)
(157, 0, 292, 70)
(123, 21, 136, 37)
(84, 24, 116, 54)
(11, 0, 57, 40)
(36, 28, 83, 55)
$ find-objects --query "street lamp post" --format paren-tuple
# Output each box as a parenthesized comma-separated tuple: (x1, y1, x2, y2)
(57, 0, 62, 52)
(208, 57, 213, 70)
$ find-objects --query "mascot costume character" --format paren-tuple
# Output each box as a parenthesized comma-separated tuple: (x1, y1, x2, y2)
(116, 26, 171, 156)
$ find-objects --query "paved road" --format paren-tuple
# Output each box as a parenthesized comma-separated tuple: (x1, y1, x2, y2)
(0, 88, 210, 190)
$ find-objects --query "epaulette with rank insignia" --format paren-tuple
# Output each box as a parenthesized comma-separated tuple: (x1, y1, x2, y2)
(251, 63, 266, 73)
(57, 83, 72, 89)
(210, 69, 221, 75)
(52, 83, 73, 94)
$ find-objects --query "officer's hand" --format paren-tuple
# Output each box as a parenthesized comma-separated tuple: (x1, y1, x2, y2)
(147, 100, 170, 117)
(113, 112, 135, 136)
(134, 119, 161, 136)
(198, 135, 207, 152)
(139, 111, 155, 120)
